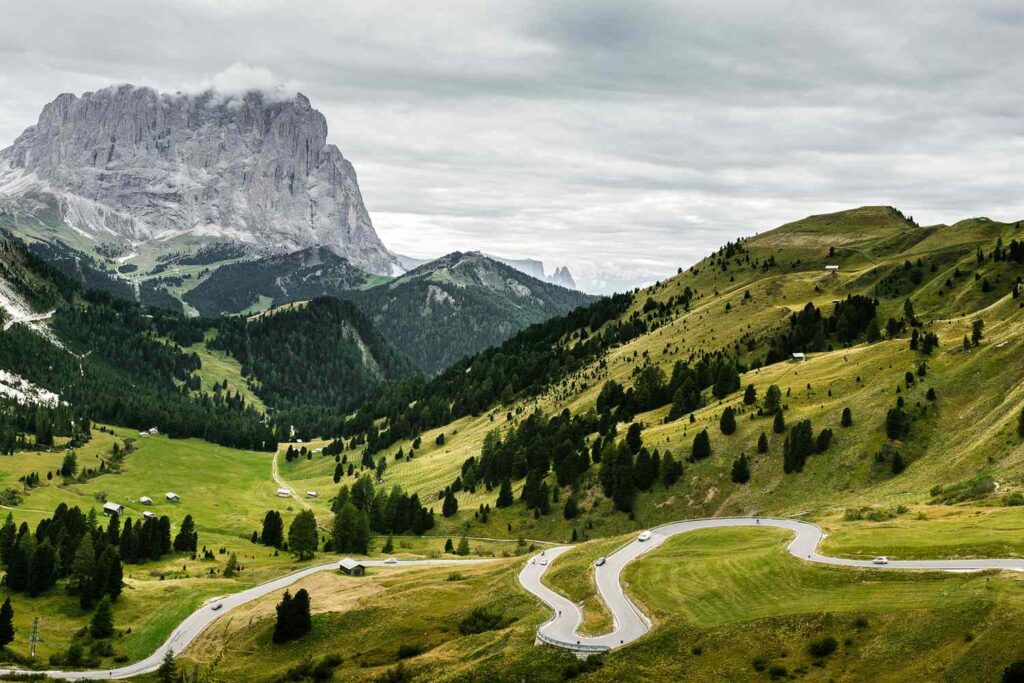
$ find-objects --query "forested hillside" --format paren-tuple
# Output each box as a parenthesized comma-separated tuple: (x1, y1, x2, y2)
(211, 298, 413, 425)
(342, 252, 596, 375)
(183, 247, 374, 316)
(283, 206, 1024, 541)
(0, 233, 275, 451)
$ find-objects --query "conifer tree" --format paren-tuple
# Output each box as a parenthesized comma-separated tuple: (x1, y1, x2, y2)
(841, 407, 853, 427)
(441, 489, 459, 518)
(495, 478, 514, 508)
(173, 515, 198, 553)
(720, 407, 737, 435)
(456, 534, 470, 556)
(563, 495, 579, 520)
(288, 510, 318, 560)
(772, 408, 786, 434)
(661, 451, 683, 486)
(757, 431, 769, 453)
(743, 384, 757, 405)
(91, 596, 114, 638)
(691, 429, 711, 462)
(731, 454, 751, 484)
(157, 649, 177, 683)
(0, 597, 14, 648)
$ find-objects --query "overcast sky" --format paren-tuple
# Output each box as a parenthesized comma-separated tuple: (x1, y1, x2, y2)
(3, 0, 1024, 292)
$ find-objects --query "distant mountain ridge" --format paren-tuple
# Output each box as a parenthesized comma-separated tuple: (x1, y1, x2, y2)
(395, 251, 578, 289)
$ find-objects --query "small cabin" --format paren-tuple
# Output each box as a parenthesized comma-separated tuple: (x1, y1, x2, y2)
(825, 265, 840, 272)
(103, 502, 124, 516)
(139, 496, 153, 506)
(165, 492, 180, 502)
(276, 488, 292, 498)
(338, 557, 365, 576)
(142, 511, 156, 520)
(306, 491, 318, 499)
(792, 352, 806, 362)
(139, 432, 149, 438)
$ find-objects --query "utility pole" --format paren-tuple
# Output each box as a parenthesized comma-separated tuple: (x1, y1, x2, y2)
(29, 617, 40, 658)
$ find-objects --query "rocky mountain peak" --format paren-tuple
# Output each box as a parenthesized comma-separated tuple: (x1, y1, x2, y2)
(0, 84, 398, 275)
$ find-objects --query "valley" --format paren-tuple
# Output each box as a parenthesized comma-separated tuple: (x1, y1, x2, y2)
(0, 201, 1022, 680)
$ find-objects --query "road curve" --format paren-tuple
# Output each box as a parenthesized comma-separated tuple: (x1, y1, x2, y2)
(520, 516, 1024, 652)
(0, 557, 495, 680)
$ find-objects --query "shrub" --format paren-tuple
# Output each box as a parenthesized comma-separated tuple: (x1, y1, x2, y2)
(808, 636, 838, 658)
(458, 607, 505, 635)
(397, 643, 425, 659)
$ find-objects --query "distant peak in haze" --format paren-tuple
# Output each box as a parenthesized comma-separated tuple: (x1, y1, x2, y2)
(394, 251, 579, 290)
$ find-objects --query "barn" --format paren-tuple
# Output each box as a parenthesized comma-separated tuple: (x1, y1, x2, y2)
(338, 558, 366, 576)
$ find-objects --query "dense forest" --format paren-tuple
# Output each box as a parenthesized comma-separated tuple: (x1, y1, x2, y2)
(183, 247, 371, 316)
(341, 253, 596, 375)
(212, 297, 413, 423)
(0, 235, 275, 450)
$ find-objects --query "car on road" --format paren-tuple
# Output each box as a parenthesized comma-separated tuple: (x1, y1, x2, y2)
(872, 556, 889, 565)
(539, 558, 548, 565)
(384, 558, 398, 565)
(638, 530, 652, 542)
(211, 603, 223, 611)
(595, 557, 606, 567)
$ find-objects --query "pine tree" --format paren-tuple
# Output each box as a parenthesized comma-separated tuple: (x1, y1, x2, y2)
(28, 541, 56, 597)
(772, 408, 786, 434)
(662, 451, 683, 486)
(382, 536, 394, 554)
(224, 552, 240, 578)
(841, 407, 853, 427)
(441, 489, 459, 518)
(719, 407, 737, 435)
(757, 431, 769, 453)
(633, 448, 657, 490)
(625, 423, 643, 453)
(444, 538, 454, 553)
(291, 589, 312, 639)
(743, 384, 757, 405)
(173, 515, 198, 553)
(456, 534, 470, 556)
(288, 510, 318, 560)
(261, 510, 284, 548)
(495, 478, 514, 508)
(731, 454, 751, 484)
(273, 590, 295, 643)
(563, 495, 579, 520)
(91, 596, 114, 639)
(1018, 408, 1024, 439)
(70, 532, 97, 607)
(763, 385, 782, 413)
(157, 649, 177, 683)
(99, 546, 123, 601)
(972, 318, 984, 346)
(0, 597, 14, 647)
(690, 430, 711, 462)
(0, 514, 15, 569)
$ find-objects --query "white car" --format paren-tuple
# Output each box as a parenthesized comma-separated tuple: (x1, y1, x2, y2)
(384, 558, 398, 565)
(872, 556, 889, 565)
(539, 558, 548, 566)
(638, 530, 652, 542)
(595, 557, 606, 567)
(211, 603, 223, 611)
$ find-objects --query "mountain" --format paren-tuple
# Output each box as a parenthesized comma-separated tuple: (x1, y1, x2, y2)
(305, 206, 1024, 531)
(343, 252, 596, 375)
(396, 252, 579, 289)
(182, 246, 374, 316)
(0, 231, 275, 450)
(0, 84, 398, 275)
(211, 297, 413, 423)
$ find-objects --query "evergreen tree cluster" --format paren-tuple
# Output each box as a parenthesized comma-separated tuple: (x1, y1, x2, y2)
(272, 589, 312, 644)
(0, 505, 123, 608)
(764, 295, 879, 364)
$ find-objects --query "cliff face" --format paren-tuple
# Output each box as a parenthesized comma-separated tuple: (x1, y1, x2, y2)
(0, 85, 397, 275)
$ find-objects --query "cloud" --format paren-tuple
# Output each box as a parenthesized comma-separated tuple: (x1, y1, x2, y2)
(2, 1, 1024, 293)
(179, 62, 299, 103)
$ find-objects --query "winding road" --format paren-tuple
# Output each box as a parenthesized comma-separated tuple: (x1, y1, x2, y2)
(0, 557, 495, 681)
(519, 516, 1024, 652)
